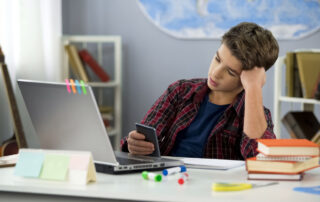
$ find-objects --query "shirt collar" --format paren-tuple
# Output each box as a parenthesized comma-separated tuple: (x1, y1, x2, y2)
(194, 79, 245, 117)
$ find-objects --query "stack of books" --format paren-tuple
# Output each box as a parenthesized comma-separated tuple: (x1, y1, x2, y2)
(246, 139, 320, 181)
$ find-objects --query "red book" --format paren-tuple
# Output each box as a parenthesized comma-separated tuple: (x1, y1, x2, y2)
(257, 139, 320, 156)
(78, 49, 110, 82)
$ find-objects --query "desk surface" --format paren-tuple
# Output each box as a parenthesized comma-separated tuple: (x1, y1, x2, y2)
(0, 166, 319, 202)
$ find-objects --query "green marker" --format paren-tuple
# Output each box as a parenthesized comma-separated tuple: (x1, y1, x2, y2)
(80, 80, 87, 95)
(142, 171, 162, 182)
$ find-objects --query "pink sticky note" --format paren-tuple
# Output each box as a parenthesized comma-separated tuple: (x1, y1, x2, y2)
(69, 155, 90, 171)
(65, 79, 71, 93)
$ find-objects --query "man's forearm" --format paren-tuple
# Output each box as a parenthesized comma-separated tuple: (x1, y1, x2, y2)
(243, 86, 267, 139)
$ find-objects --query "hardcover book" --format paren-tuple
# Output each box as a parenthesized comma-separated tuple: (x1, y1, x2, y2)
(65, 45, 89, 82)
(282, 111, 320, 140)
(256, 153, 313, 162)
(78, 49, 110, 82)
(296, 52, 320, 98)
(257, 139, 320, 156)
(247, 171, 303, 181)
(246, 156, 319, 174)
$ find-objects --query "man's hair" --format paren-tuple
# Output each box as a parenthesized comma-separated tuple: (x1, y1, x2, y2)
(222, 22, 279, 71)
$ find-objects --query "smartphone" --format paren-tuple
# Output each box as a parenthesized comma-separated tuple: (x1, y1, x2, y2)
(135, 123, 161, 157)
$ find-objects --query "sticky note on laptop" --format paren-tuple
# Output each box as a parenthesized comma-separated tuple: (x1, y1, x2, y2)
(14, 151, 44, 178)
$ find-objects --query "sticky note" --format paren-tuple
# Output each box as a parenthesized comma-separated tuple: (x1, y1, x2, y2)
(70, 79, 76, 94)
(75, 80, 82, 94)
(80, 80, 87, 95)
(65, 79, 71, 93)
(69, 170, 88, 185)
(69, 155, 90, 171)
(14, 151, 44, 178)
(40, 154, 70, 181)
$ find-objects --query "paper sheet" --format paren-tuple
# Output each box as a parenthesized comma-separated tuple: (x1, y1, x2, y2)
(182, 158, 245, 170)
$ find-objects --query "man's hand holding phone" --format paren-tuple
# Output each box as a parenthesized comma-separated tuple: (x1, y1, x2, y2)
(127, 130, 155, 155)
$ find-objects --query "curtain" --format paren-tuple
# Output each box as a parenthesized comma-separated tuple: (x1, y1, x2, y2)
(0, 0, 62, 145)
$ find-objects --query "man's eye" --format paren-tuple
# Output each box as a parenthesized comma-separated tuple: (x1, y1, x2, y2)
(228, 70, 235, 76)
(215, 56, 220, 62)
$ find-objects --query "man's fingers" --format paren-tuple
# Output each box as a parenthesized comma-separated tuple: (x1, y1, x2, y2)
(127, 130, 155, 155)
(129, 150, 153, 155)
(129, 130, 146, 140)
(128, 144, 154, 154)
(127, 137, 154, 149)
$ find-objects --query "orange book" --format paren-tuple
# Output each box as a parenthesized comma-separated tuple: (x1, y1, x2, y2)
(257, 139, 320, 156)
(246, 156, 319, 174)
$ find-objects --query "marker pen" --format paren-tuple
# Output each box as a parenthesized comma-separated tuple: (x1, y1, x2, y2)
(162, 165, 186, 176)
(142, 171, 162, 182)
(178, 173, 189, 185)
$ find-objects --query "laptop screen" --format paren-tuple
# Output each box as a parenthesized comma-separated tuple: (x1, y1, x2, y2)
(18, 80, 118, 165)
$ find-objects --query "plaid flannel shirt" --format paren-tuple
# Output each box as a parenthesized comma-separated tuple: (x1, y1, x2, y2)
(121, 78, 276, 160)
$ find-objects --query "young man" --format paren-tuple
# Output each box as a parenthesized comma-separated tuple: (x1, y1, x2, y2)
(120, 22, 279, 160)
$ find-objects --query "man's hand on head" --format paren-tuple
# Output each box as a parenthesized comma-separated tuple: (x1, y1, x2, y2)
(240, 66, 266, 91)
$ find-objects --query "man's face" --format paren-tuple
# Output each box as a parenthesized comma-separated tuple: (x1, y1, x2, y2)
(207, 44, 243, 94)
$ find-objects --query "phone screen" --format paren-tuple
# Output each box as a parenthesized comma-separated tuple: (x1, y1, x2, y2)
(135, 123, 161, 157)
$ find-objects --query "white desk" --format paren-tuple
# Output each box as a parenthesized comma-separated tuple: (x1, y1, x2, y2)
(0, 166, 319, 202)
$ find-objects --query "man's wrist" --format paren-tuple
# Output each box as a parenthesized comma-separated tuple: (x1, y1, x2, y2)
(244, 85, 262, 93)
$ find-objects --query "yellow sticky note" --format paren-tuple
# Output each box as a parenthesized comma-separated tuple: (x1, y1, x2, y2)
(40, 154, 70, 181)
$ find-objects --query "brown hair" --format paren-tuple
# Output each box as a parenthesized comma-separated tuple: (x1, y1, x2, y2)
(222, 22, 279, 71)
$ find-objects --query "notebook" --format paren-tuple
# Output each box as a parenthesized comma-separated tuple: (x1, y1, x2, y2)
(17, 79, 183, 174)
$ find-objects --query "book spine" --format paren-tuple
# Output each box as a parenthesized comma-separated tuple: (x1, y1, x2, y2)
(79, 50, 110, 82)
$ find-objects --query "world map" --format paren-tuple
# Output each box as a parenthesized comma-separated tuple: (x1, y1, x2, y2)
(137, 0, 320, 39)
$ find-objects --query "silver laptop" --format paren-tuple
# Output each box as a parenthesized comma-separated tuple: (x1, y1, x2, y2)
(17, 79, 183, 174)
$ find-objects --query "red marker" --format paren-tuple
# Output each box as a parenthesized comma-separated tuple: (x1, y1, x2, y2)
(178, 173, 189, 185)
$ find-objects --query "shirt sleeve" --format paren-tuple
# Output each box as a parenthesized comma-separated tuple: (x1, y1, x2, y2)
(120, 80, 182, 152)
(240, 107, 276, 159)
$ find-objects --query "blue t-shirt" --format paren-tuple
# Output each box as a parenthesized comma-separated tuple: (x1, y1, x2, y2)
(170, 94, 229, 157)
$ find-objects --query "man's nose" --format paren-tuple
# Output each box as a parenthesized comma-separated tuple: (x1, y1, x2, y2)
(212, 66, 223, 79)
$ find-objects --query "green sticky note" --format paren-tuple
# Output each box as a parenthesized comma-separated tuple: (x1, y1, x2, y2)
(40, 154, 70, 181)
(14, 151, 44, 178)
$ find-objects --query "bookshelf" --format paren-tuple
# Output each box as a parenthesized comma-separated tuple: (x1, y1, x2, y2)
(61, 35, 122, 150)
(273, 56, 320, 138)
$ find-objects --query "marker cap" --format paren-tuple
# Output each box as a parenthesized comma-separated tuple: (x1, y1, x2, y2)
(142, 171, 162, 182)
(162, 165, 187, 176)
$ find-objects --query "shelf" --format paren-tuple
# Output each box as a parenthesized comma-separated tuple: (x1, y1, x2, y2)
(279, 96, 320, 105)
(274, 55, 320, 138)
(62, 35, 122, 149)
(88, 81, 119, 87)
(107, 128, 117, 137)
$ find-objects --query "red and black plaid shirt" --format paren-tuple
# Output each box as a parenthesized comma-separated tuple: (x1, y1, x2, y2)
(121, 78, 276, 160)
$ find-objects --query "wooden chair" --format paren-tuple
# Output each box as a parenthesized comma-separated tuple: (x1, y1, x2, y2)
(0, 46, 27, 156)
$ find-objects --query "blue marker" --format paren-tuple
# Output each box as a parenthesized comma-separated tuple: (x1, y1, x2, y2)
(162, 165, 186, 176)
(75, 80, 82, 94)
